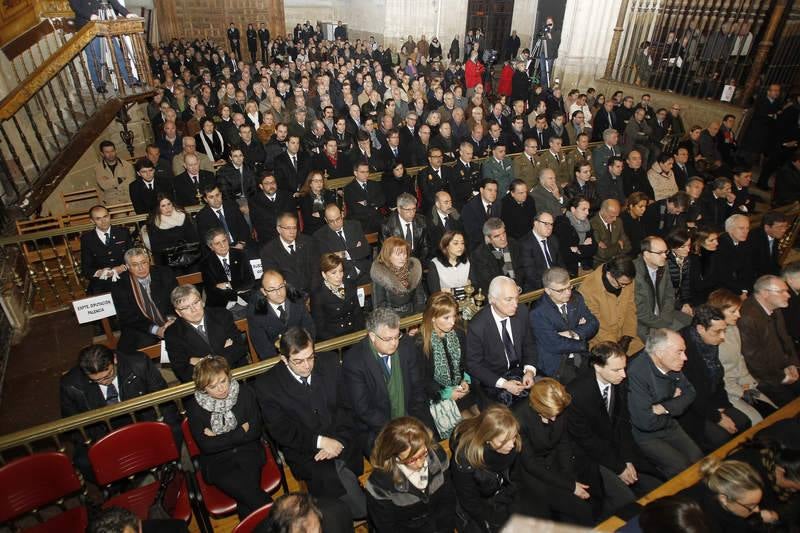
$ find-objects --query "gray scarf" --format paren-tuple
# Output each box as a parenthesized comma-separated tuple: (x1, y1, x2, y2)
(194, 379, 240, 435)
(566, 211, 591, 242)
(491, 246, 515, 279)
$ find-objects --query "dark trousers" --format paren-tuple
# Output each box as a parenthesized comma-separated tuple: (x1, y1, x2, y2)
(699, 406, 752, 452)
(758, 380, 800, 407)
(634, 421, 703, 478)
(209, 462, 270, 519)
(598, 466, 662, 518)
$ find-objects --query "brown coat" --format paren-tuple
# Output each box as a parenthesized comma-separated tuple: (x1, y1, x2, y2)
(578, 266, 644, 356)
(738, 296, 799, 387)
(512, 153, 540, 190)
(590, 213, 632, 267)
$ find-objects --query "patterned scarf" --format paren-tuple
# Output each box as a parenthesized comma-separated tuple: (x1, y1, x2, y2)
(491, 246, 515, 279)
(389, 262, 410, 289)
(194, 379, 240, 435)
(129, 275, 165, 327)
(431, 331, 463, 387)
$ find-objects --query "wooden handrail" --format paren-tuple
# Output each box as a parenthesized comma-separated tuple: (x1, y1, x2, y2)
(0, 17, 145, 121)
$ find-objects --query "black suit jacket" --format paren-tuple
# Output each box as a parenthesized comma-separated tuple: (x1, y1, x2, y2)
(416, 166, 452, 212)
(195, 201, 253, 248)
(249, 190, 294, 243)
(173, 170, 216, 207)
(246, 294, 315, 360)
(715, 234, 756, 294)
(448, 160, 482, 209)
(129, 178, 171, 215)
(259, 234, 319, 295)
(112, 267, 177, 353)
(470, 240, 526, 294)
(216, 163, 258, 201)
(80, 226, 132, 294)
(200, 247, 256, 308)
(273, 151, 312, 195)
(381, 212, 430, 261)
(310, 281, 366, 341)
(698, 191, 734, 231)
(518, 231, 565, 292)
(343, 179, 385, 233)
(642, 199, 687, 238)
(426, 211, 464, 259)
(347, 147, 385, 173)
(313, 220, 371, 284)
(748, 226, 781, 277)
(312, 152, 349, 179)
(461, 195, 501, 248)
(164, 307, 250, 383)
(466, 305, 538, 388)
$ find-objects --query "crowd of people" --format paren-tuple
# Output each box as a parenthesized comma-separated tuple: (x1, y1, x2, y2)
(55, 16, 800, 533)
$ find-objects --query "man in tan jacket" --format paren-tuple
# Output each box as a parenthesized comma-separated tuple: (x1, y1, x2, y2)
(512, 137, 540, 190)
(95, 140, 134, 205)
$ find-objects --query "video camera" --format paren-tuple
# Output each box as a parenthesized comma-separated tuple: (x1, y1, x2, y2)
(482, 48, 498, 65)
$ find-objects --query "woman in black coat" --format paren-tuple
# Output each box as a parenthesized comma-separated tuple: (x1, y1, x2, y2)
(450, 405, 519, 533)
(382, 161, 417, 210)
(299, 170, 339, 235)
(554, 196, 597, 277)
(665, 228, 694, 313)
(185, 356, 270, 519)
(365, 417, 457, 532)
(689, 226, 721, 306)
(311, 253, 365, 341)
(146, 193, 200, 274)
(513, 378, 603, 527)
(620, 191, 649, 256)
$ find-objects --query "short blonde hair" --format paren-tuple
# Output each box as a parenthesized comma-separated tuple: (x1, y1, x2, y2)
(528, 378, 572, 419)
(192, 356, 231, 391)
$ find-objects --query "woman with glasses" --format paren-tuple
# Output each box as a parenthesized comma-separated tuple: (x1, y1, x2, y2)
(365, 417, 457, 532)
(677, 457, 768, 533)
(298, 170, 338, 235)
(311, 253, 365, 341)
(371, 236, 426, 317)
(450, 405, 519, 532)
(514, 378, 603, 526)
(185, 356, 271, 519)
(665, 228, 694, 315)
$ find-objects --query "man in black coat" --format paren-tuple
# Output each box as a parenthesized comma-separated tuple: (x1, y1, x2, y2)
(227, 23, 241, 59)
(448, 143, 482, 210)
(347, 131, 385, 174)
(259, 212, 319, 297)
(343, 162, 386, 234)
(471, 218, 526, 294)
(416, 147, 452, 213)
(201, 228, 255, 315)
(716, 214, 757, 295)
(111, 248, 178, 353)
(641, 192, 689, 238)
(426, 191, 464, 258)
(699, 177, 735, 231)
(749, 211, 790, 278)
(173, 152, 216, 207)
(343, 308, 431, 452)
(80, 205, 132, 295)
(130, 158, 171, 215)
(164, 285, 250, 383)
(254, 327, 365, 516)
(273, 134, 311, 196)
(380, 193, 429, 261)
(518, 212, 564, 292)
(672, 146, 696, 191)
(466, 276, 538, 406)
(566, 342, 663, 513)
(216, 146, 258, 203)
(246, 270, 316, 360)
(314, 204, 371, 285)
(461, 178, 501, 248)
(196, 184, 253, 253)
(258, 23, 270, 63)
(249, 172, 294, 244)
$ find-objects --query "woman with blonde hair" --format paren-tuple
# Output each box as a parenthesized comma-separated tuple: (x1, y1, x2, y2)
(450, 405, 520, 532)
(371, 236, 426, 317)
(514, 378, 602, 526)
(365, 417, 456, 532)
(311, 253, 365, 341)
(417, 292, 478, 420)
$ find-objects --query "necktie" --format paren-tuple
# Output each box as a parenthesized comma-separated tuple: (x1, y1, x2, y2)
(393, 147, 398, 158)
(277, 304, 286, 323)
(192, 175, 199, 187)
(501, 318, 516, 366)
(541, 239, 553, 268)
(138, 279, 162, 326)
(380, 354, 392, 375)
(288, 244, 295, 255)
(222, 258, 231, 279)
(337, 230, 347, 248)
(197, 323, 208, 342)
(290, 155, 297, 170)
(404, 223, 413, 248)
(602, 385, 610, 413)
(147, 182, 153, 191)
(105, 382, 119, 405)
(560, 304, 569, 323)
(104, 232, 111, 245)
(442, 215, 449, 228)
(300, 375, 310, 387)
(216, 209, 233, 243)
(486, 203, 492, 217)
(538, 131, 543, 145)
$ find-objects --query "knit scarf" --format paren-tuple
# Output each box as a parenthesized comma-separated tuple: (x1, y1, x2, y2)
(155, 210, 186, 230)
(389, 262, 411, 289)
(688, 327, 724, 388)
(431, 331, 463, 388)
(566, 211, 591, 242)
(198, 129, 225, 161)
(194, 379, 240, 435)
(129, 275, 166, 327)
(491, 246, 515, 280)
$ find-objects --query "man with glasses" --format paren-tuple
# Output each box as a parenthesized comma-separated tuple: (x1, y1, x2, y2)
(164, 285, 249, 383)
(579, 255, 645, 356)
(343, 307, 430, 452)
(529, 267, 599, 383)
(260, 211, 320, 298)
(171, 135, 214, 176)
(466, 276, 538, 407)
(201, 228, 254, 318)
(380, 193, 429, 261)
(247, 270, 315, 360)
(634, 236, 692, 342)
(255, 327, 366, 519)
(519, 211, 565, 292)
(314, 204, 371, 285)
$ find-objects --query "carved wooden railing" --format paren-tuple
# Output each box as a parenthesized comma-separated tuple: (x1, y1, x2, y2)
(0, 17, 154, 216)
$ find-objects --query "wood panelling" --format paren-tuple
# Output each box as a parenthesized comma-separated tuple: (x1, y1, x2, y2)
(154, 0, 285, 44)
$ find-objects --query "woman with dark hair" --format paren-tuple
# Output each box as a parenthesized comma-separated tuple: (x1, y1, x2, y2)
(381, 161, 416, 210)
(365, 417, 457, 532)
(427, 231, 475, 296)
(638, 496, 711, 533)
(554, 196, 597, 277)
(450, 405, 519, 532)
(146, 193, 200, 274)
(371, 236, 426, 316)
(298, 170, 338, 235)
(195, 117, 228, 165)
(621, 191, 649, 256)
(311, 253, 365, 341)
(665, 227, 694, 314)
(689, 226, 721, 305)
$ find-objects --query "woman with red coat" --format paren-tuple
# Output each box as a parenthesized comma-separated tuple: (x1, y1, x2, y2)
(464, 51, 485, 93)
(497, 62, 514, 98)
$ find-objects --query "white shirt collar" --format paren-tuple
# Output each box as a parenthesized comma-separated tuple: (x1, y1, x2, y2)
(98, 375, 120, 399)
(279, 237, 295, 252)
(96, 228, 112, 241)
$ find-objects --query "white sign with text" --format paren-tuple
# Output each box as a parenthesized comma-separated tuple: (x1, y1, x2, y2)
(72, 293, 117, 323)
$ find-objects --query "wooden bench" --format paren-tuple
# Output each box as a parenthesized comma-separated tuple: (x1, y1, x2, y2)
(61, 187, 99, 215)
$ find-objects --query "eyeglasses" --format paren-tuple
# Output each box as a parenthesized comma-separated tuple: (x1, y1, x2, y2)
(177, 299, 203, 312)
(262, 284, 286, 294)
(765, 287, 790, 294)
(373, 331, 404, 343)
(279, 225, 298, 231)
(88, 365, 116, 384)
(729, 497, 760, 513)
(548, 286, 572, 294)
(398, 447, 428, 465)
(535, 219, 554, 227)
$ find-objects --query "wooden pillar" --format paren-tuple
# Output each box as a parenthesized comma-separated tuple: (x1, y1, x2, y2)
(740, 0, 788, 105)
(604, 0, 631, 79)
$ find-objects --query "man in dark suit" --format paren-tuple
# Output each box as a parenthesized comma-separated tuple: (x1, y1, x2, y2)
(592, 128, 621, 183)
(466, 275, 538, 406)
(314, 204, 371, 285)
(173, 152, 216, 207)
(164, 285, 250, 383)
(216, 146, 258, 203)
(273, 134, 311, 197)
(672, 146, 696, 190)
(398, 112, 418, 149)
(201, 227, 255, 317)
(471, 218, 526, 294)
(111, 248, 178, 353)
(343, 162, 386, 234)
(461, 178, 501, 248)
(196, 184, 253, 254)
(227, 23, 241, 59)
(260, 211, 319, 297)
(750, 211, 790, 278)
(592, 102, 619, 142)
(258, 23, 270, 63)
(518, 212, 564, 292)
(129, 158, 169, 215)
(448, 142, 482, 209)
(641, 192, 689, 238)
(343, 308, 431, 452)
(566, 342, 663, 512)
(254, 328, 366, 517)
(249, 171, 294, 244)
(314, 138, 349, 179)
(380, 193, 430, 262)
(379, 129, 404, 169)
(246, 270, 316, 360)
(699, 177, 735, 231)
(416, 147, 451, 213)
(426, 191, 464, 257)
(716, 214, 757, 295)
(347, 131, 385, 174)
(80, 205, 132, 295)
(60, 344, 178, 478)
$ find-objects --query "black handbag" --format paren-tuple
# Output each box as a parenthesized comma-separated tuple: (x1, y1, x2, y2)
(162, 241, 201, 268)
